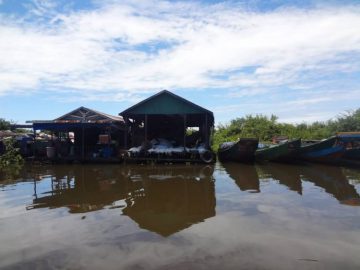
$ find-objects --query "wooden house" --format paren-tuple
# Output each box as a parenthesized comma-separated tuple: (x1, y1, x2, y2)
(28, 107, 126, 162)
(119, 90, 215, 163)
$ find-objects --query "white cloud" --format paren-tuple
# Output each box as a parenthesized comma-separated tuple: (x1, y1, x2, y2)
(0, 0, 359, 102)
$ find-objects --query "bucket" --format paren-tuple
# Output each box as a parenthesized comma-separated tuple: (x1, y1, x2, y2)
(46, 146, 56, 158)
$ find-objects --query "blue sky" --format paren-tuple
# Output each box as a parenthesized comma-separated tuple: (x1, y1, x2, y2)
(0, 0, 359, 125)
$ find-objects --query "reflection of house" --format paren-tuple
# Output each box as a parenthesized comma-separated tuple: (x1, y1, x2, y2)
(120, 90, 215, 163)
(26, 164, 217, 233)
(28, 107, 126, 162)
(122, 165, 216, 236)
(27, 165, 129, 213)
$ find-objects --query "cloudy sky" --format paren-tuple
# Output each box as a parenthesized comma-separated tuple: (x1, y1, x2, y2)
(0, 0, 359, 125)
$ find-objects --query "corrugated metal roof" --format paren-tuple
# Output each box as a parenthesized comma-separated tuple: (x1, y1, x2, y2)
(55, 106, 124, 123)
(119, 90, 214, 119)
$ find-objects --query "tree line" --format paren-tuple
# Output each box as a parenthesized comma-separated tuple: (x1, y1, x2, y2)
(212, 108, 360, 151)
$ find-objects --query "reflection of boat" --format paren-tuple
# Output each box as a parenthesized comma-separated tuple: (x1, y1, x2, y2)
(221, 162, 259, 192)
(301, 164, 360, 205)
(299, 137, 345, 163)
(218, 138, 258, 163)
(122, 164, 216, 236)
(257, 163, 302, 194)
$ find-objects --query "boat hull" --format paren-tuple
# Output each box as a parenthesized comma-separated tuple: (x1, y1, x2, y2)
(255, 142, 289, 161)
(272, 139, 302, 162)
(299, 137, 345, 163)
(343, 148, 360, 160)
(218, 139, 258, 163)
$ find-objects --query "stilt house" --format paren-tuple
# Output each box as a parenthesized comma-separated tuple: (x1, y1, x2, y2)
(29, 107, 126, 161)
(119, 90, 215, 163)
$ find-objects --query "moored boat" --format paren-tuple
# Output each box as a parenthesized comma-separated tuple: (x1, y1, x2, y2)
(218, 138, 258, 163)
(271, 138, 302, 162)
(337, 132, 360, 161)
(299, 136, 345, 163)
(255, 141, 290, 161)
(344, 148, 360, 160)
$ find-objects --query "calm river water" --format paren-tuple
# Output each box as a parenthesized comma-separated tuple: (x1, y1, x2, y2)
(1, 162, 360, 270)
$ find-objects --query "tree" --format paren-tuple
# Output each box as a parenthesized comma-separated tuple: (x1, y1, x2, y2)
(0, 118, 10, 130)
(211, 108, 360, 150)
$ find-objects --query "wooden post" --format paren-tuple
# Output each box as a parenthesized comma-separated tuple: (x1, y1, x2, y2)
(145, 114, 148, 141)
(183, 114, 187, 147)
(124, 118, 128, 149)
(81, 125, 85, 161)
(205, 113, 208, 147)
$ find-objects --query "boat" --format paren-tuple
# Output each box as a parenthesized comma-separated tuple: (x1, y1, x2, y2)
(255, 140, 293, 161)
(337, 132, 360, 161)
(217, 138, 258, 163)
(298, 136, 345, 163)
(271, 138, 302, 162)
(344, 148, 360, 160)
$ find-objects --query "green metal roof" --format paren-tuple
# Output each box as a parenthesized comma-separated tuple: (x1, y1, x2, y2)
(120, 90, 214, 118)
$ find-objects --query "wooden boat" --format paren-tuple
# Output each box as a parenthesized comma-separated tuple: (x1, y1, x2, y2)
(337, 132, 360, 161)
(255, 139, 301, 161)
(271, 139, 302, 162)
(344, 148, 360, 160)
(299, 136, 345, 162)
(217, 138, 258, 163)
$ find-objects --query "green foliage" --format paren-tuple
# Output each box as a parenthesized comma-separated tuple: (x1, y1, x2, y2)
(212, 109, 360, 151)
(0, 118, 10, 130)
(329, 109, 360, 132)
(0, 138, 24, 168)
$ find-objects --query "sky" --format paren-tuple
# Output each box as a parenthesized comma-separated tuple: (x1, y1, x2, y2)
(0, 0, 359, 125)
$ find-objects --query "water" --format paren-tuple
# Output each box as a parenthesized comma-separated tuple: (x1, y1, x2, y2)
(0, 162, 360, 270)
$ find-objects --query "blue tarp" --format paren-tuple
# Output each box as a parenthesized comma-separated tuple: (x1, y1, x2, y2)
(338, 134, 360, 142)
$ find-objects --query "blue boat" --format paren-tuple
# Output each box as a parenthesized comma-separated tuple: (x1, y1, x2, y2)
(337, 132, 360, 161)
(299, 136, 345, 163)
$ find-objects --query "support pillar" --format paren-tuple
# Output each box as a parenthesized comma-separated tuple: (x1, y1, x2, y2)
(183, 114, 187, 147)
(145, 114, 148, 141)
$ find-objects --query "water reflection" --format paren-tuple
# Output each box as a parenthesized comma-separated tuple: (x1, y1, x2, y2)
(122, 165, 216, 236)
(222, 162, 360, 205)
(221, 163, 260, 192)
(1, 163, 360, 269)
(257, 164, 303, 194)
(25, 164, 216, 236)
(301, 164, 360, 206)
(27, 165, 129, 213)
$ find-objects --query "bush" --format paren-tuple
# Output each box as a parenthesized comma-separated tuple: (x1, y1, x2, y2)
(0, 138, 24, 168)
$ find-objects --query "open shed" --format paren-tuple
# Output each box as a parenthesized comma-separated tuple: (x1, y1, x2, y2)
(28, 107, 126, 162)
(119, 90, 214, 163)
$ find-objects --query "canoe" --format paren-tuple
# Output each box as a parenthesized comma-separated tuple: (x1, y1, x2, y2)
(255, 141, 290, 161)
(271, 139, 302, 162)
(218, 138, 258, 163)
(299, 136, 345, 162)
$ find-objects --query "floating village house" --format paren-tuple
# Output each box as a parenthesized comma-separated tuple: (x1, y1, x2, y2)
(28, 107, 126, 161)
(120, 90, 215, 163)
(27, 90, 215, 163)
